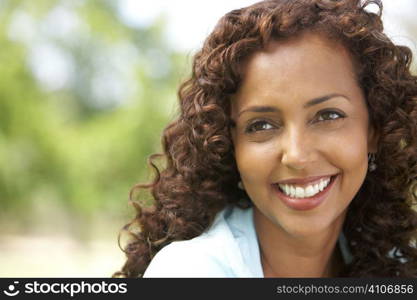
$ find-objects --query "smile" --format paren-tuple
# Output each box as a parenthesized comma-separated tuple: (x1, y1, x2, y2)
(277, 176, 331, 198)
(272, 174, 339, 211)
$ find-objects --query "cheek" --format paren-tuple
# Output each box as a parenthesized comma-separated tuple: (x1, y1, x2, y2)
(322, 125, 369, 202)
(235, 141, 276, 184)
(324, 124, 369, 171)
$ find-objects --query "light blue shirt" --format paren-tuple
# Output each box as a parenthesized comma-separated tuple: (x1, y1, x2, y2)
(143, 204, 354, 277)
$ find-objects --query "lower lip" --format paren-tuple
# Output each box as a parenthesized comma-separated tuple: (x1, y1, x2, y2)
(272, 175, 339, 211)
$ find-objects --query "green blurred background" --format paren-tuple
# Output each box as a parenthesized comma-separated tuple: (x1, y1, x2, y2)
(0, 0, 416, 277)
(0, 0, 188, 277)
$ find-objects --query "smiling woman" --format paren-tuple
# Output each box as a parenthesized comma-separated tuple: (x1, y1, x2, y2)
(114, 0, 417, 278)
(230, 33, 378, 276)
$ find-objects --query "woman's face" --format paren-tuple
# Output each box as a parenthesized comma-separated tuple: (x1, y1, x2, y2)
(230, 33, 377, 237)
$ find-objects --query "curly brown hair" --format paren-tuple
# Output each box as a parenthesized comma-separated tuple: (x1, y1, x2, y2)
(113, 0, 417, 277)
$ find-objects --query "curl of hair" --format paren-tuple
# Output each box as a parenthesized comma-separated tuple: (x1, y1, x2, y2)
(113, 0, 417, 278)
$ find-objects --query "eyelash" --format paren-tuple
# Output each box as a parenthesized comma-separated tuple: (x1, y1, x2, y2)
(244, 110, 346, 134)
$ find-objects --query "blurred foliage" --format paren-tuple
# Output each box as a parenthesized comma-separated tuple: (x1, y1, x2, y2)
(0, 0, 188, 225)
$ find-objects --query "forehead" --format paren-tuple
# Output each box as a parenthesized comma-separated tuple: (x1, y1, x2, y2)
(233, 33, 359, 109)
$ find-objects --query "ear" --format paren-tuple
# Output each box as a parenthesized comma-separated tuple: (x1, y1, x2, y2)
(367, 124, 379, 153)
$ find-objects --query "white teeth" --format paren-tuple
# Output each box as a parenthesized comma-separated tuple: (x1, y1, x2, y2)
(305, 185, 315, 197)
(319, 180, 324, 191)
(295, 187, 304, 198)
(285, 185, 290, 195)
(278, 177, 332, 198)
(290, 185, 296, 197)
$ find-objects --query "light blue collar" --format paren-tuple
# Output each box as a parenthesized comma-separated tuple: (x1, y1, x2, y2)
(338, 230, 354, 265)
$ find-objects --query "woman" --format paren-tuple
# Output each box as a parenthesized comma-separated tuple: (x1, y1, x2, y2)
(114, 0, 417, 277)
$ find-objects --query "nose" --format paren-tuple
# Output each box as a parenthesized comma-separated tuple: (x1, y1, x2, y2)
(280, 127, 315, 170)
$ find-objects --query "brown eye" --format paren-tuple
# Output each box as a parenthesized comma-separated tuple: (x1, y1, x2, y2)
(245, 121, 274, 133)
(317, 110, 345, 122)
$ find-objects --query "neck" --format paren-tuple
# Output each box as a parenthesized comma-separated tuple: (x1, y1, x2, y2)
(260, 243, 343, 277)
(254, 207, 346, 278)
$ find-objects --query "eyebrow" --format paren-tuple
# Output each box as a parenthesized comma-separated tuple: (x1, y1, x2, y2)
(237, 93, 350, 117)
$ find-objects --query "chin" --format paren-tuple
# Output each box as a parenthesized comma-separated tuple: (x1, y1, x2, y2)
(277, 215, 339, 238)
(284, 224, 328, 238)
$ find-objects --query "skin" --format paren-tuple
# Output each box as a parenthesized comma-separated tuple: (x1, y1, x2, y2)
(230, 32, 378, 277)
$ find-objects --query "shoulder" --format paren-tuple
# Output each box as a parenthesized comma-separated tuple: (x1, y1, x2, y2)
(143, 205, 253, 277)
(142, 239, 233, 277)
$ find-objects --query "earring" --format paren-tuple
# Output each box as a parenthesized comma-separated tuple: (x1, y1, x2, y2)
(238, 181, 244, 190)
(368, 153, 377, 172)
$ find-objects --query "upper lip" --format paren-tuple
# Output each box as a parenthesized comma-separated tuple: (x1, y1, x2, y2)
(275, 174, 337, 185)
